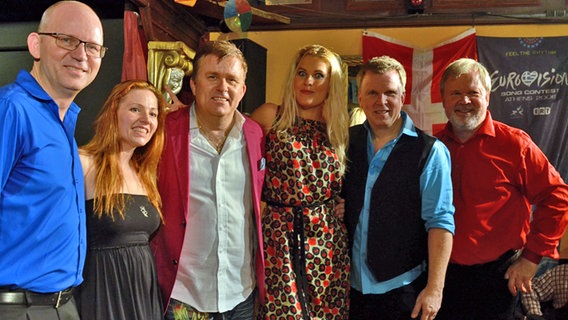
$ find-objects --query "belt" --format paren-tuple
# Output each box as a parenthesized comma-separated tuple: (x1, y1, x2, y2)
(0, 288, 73, 308)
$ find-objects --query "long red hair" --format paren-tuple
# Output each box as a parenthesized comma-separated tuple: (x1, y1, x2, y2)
(81, 80, 166, 220)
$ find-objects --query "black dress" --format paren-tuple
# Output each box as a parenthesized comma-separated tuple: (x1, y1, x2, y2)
(76, 194, 163, 320)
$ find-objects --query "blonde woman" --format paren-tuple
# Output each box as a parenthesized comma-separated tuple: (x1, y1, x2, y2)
(251, 44, 350, 319)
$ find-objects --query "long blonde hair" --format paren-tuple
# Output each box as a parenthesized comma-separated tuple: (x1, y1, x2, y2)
(81, 80, 166, 220)
(274, 44, 349, 170)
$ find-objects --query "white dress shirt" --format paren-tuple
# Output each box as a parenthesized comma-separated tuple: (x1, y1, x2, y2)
(171, 106, 255, 312)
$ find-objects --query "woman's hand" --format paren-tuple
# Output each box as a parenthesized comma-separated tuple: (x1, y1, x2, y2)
(164, 85, 188, 113)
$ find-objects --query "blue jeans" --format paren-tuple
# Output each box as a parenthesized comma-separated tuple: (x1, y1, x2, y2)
(164, 292, 255, 320)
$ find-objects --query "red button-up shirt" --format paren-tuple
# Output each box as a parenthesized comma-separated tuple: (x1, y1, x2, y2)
(436, 111, 568, 265)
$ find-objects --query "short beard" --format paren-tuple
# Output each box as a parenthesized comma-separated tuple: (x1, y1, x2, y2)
(448, 111, 484, 133)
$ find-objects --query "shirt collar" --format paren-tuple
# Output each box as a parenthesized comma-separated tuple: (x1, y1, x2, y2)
(363, 110, 417, 142)
(16, 70, 51, 102)
(399, 111, 418, 138)
(475, 110, 496, 137)
(15, 70, 81, 117)
(189, 103, 244, 133)
(440, 110, 495, 143)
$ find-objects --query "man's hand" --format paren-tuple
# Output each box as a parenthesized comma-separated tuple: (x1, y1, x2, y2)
(412, 229, 452, 319)
(411, 285, 442, 320)
(334, 196, 345, 221)
(504, 256, 538, 295)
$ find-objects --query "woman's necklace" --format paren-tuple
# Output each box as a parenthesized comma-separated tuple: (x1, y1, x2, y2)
(197, 116, 229, 154)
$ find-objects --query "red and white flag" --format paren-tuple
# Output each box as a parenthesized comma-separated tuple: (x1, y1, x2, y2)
(362, 29, 477, 133)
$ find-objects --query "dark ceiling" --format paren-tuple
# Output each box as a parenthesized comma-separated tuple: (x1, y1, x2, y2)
(0, 0, 123, 22)
(188, 0, 568, 31)
(1, 0, 567, 30)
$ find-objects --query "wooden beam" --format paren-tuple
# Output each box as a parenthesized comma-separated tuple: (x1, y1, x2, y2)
(190, 0, 291, 25)
(132, 0, 207, 49)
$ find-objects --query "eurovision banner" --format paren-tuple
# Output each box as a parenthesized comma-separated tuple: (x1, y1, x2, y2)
(478, 36, 568, 181)
(362, 29, 477, 134)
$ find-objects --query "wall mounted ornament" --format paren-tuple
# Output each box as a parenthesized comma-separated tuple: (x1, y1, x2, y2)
(147, 41, 196, 103)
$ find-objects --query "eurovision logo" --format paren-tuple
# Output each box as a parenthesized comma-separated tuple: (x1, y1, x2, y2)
(491, 69, 568, 91)
(521, 71, 538, 87)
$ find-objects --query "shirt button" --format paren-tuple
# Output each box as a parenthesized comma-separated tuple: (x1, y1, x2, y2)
(172, 259, 178, 265)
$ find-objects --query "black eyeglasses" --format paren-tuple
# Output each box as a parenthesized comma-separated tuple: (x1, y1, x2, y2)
(38, 32, 108, 58)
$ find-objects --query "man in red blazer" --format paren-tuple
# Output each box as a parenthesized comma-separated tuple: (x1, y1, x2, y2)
(151, 40, 266, 320)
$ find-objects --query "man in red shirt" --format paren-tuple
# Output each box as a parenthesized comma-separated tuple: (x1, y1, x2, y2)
(435, 58, 568, 320)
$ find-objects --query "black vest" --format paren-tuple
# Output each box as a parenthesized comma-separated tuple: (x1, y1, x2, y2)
(342, 124, 435, 281)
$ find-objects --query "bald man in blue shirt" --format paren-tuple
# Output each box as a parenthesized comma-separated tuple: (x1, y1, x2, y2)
(0, 2, 106, 319)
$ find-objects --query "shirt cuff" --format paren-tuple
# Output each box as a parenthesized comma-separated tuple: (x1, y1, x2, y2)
(521, 249, 542, 264)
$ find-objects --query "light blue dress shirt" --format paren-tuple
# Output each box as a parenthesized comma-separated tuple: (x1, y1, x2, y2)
(351, 111, 455, 294)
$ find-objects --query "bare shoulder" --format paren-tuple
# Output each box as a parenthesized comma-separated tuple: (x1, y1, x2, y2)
(79, 151, 96, 200)
(78, 151, 93, 173)
(250, 102, 278, 134)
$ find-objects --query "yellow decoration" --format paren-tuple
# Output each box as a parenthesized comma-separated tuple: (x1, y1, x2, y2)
(174, 0, 197, 7)
(147, 41, 195, 103)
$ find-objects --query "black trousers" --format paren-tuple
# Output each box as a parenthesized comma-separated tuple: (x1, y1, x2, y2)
(0, 297, 79, 320)
(349, 272, 427, 320)
(437, 251, 518, 320)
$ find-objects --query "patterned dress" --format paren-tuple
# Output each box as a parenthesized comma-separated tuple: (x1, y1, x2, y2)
(258, 118, 350, 320)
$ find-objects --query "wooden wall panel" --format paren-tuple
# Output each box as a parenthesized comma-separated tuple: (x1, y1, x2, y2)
(346, 0, 405, 11)
(434, 0, 540, 9)
(130, 0, 206, 50)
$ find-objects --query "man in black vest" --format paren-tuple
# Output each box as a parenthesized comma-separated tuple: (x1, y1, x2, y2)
(342, 56, 455, 320)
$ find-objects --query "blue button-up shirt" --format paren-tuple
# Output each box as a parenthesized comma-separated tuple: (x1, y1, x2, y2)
(351, 112, 455, 294)
(0, 70, 86, 292)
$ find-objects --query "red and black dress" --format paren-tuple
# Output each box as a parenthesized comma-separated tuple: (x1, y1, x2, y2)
(257, 118, 350, 320)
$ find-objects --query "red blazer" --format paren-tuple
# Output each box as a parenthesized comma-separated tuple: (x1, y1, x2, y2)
(150, 106, 266, 310)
